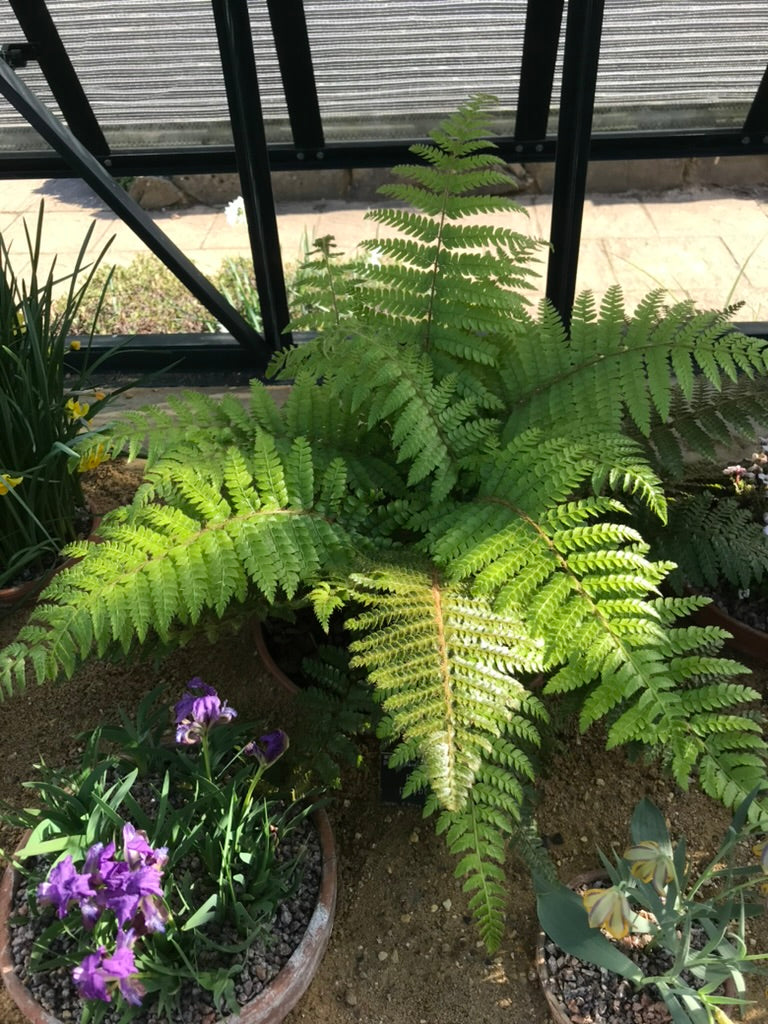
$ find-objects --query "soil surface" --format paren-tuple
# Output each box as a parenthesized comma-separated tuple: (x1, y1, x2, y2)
(0, 460, 767, 1024)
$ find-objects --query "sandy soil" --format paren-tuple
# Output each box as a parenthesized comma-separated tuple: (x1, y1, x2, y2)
(0, 460, 766, 1024)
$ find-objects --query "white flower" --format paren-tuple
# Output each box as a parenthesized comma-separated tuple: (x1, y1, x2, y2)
(225, 196, 246, 227)
(368, 247, 383, 268)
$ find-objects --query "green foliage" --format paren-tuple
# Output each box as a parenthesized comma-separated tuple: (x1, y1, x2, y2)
(292, 642, 379, 790)
(3, 96, 768, 951)
(537, 788, 768, 1024)
(3, 684, 309, 1020)
(0, 202, 119, 586)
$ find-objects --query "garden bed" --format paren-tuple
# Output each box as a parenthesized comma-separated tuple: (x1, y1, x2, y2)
(0, 459, 766, 1024)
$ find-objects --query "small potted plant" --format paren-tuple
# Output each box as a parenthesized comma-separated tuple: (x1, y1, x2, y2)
(639, 438, 768, 657)
(536, 788, 768, 1024)
(0, 202, 117, 599)
(0, 678, 336, 1023)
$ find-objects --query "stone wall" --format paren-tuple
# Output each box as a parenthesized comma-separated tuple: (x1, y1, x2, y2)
(128, 155, 768, 210)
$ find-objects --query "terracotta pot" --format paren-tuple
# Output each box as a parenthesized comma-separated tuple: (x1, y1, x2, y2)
(0, 807, 336, 1024)
(253, 619, 300, 695)
(0, 514, 102, 612)
(691, 599, 768, 661)
(535, 869, 736, 1024)
(535, 869, 606, 1024)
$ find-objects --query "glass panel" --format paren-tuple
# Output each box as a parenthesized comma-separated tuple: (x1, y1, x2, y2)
(303, 0, 527, 141)
(0, 1, 767, 153)
(0, 0, 290, 151)
(592, 1, 768, 132)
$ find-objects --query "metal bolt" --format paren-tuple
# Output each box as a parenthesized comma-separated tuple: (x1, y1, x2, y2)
(316, 151, 325, 160)
(742, 136, 751, 145)
(296, 151, 305, 160)
(515, 144, 524, 153)
(535, 143, 543, 152)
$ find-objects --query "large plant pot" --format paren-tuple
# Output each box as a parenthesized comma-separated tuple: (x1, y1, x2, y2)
(0, 514, 102, 612)
(0, 808, 336, 1024)
(692, 599, 768, 661)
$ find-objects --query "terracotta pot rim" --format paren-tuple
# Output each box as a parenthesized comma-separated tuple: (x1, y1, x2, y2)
(253, 619, 300, 696)
(0, 807, 336, 1024)
(0, 512, 103, 609)
(689, 593, 768, 660)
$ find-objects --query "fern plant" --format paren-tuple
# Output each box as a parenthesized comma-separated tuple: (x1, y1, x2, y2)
(2, 96, 768, 952)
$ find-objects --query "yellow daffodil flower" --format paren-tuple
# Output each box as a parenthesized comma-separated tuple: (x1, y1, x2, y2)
(623, 840, 676, 894)
(77, 443, 109, 473)
(712, 1007, 736, 1024)
(65, 398, 90, 421)
(69, 339, 81, 351)
(94, 390, 106, 402)
(0, 474, 23, 496)
(754, 840, 768, 873)
(581, 886, 634, 940)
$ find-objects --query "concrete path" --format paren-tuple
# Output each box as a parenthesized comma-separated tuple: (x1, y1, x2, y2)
(1, 176, 767, 321)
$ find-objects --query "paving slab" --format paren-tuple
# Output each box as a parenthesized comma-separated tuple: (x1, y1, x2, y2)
(603, 235, 744, 311)
(641, 190, 768, 239)
(581, 197, 658, 240)
(1, 178, 767, 320)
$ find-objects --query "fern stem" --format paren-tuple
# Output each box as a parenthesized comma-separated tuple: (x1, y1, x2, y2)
(431, 571, 457, 789)
(317, 236, 344, 328)
(422, 197, 448, 354)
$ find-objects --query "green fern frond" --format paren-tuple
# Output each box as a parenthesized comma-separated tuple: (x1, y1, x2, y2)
(292, 644, 378, 790)
(500, 288, 768, 444)
(648, 490, 768, 592)
(347, 563, 545, 813)
(637, 375, 768, 480)
(431, 740, 526, 951)
(0, 442, 352, 691)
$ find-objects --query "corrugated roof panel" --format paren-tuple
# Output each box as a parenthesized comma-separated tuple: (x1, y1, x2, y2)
(0, 1, 766, 151)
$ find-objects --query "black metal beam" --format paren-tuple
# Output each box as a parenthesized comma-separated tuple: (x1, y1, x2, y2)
(515, 0, 565, 140)
(60, 319, 768, 379)
(6, 0, 109, 155)
(211, 0, 291, 353)
(3, 128, 768, 180)
(0, 42, 35, 69)
(744, 62, 768, 135)
(266, 0, 324, 154)
(0, 56, 272, 366)
(546, 0, 605, 328)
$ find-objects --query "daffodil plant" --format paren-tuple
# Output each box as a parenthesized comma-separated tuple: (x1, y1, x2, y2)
(536, 788, 768, 1024)
(0, 202, 117, 590)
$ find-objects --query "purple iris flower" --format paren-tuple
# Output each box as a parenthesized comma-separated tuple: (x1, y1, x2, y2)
(123, 823, 167, 871)
(83, 841, 116, 881)
(72, 947, 111, 1002)
(37, 856, 95, 920)
(174, 678, 237, 746)
(72, 930, 145, 1006)
(243, 729, 289, 766)
(97, 859, 165, 928)
(133, 893, 169, 936)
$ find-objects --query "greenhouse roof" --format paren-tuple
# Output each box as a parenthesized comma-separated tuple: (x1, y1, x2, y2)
(1, 0, 766, 176)
(0, 0, 766, 369)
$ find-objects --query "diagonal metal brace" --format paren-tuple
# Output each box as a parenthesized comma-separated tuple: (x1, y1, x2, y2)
(0, 57, 273, 368)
